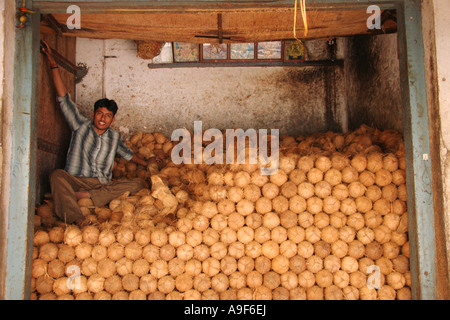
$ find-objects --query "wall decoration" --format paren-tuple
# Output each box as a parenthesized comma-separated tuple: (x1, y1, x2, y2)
(202, 43, 228, 60)
(173, 42, 199, 62)
(257, 41, 282, 59)
(230, 43, 255, 60)
(284, 40, 305, 61)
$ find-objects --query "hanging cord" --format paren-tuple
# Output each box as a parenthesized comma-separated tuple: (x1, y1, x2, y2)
(293, 0, 308, 40)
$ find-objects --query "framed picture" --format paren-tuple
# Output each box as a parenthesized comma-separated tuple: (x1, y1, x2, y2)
(284, 40, 305, 61)
(202, 43, 228, 60)
(230, 43, 255, 60)
(257, 41, 282, 60)
(173, 42, 199, 62)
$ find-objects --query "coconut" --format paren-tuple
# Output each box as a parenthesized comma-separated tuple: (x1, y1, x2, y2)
(87, 274, 105, 293)
(323, 168, 342, 186)
(298, 212, 314, 228)
(246, 270, 263, 289)
(298, 182, 315, 199)
(244, 241, 262, 259)
(314, 181, 332, 199)
(64, 226, 82, 247)
(307, 168, 323, 184)
(278, 271, 298, 291)
(97, 258, 116, 279)
(314, 156, 331, 172)
(236, 199, 254, 216)
(81, 257, 97, 277)
(289, 169, 306, 185)
(247, 226, 266, 245)
(272, 196, 289, 213)
(306, 197, 322, 214)
(32, 259, 48, 278)
(298, 270, 315, 288)
(107, 242, 124, 261)
(262, 212, 280, 229)
(246, 213, 263, 229)
(48, 227, 65, 244)
(297, 241, 314, 259)
(33, 230, 50, 247)
(332, 184, 349, 201)
(57, 244, 76, 263)
(261, 240, 280, 259)
(234, 171, 251, 188)
(315, 269, 333, 288)
(39, 243, 58, 262)
(287, 226, 305, 243)
(375, 169, 393, 187)
(81, 226, 99, 245)
(367, 153, 383, 172)
(341, 166, 358, 183)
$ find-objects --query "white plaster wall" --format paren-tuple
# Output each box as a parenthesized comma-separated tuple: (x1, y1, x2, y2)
(434, 0, 450, 275)
(76, 38, 347, 139)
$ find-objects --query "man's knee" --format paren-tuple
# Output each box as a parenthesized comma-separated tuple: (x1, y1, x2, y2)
(49, 169, 67, 184)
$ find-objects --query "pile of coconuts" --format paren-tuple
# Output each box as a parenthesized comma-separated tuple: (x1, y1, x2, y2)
(31, 124, 411, 300)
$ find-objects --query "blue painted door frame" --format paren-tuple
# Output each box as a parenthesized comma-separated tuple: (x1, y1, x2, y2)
(4, 0, 40, 300)
(5, 0, 437, 299)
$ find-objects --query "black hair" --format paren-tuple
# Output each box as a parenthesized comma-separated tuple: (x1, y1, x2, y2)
(94, 98, 118, 116)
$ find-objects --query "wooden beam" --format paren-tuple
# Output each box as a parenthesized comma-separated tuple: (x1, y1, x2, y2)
(40, 13, 68, 35)
(31, 0, 398, 14)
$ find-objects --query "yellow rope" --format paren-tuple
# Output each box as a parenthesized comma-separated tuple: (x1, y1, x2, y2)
(293, 0, 308, 40)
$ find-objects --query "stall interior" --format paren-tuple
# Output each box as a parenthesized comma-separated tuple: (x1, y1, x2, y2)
(31, 8, 412, 300)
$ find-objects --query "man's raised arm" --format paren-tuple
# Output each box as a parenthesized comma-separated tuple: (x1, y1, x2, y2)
(41, 41, 68, 98)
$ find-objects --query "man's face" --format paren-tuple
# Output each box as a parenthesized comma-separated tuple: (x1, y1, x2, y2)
(92, 107, 115, 134)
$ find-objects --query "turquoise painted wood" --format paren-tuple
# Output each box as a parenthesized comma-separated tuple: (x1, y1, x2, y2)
(4, 0, 40, 299)
(396, 0, 436, 300)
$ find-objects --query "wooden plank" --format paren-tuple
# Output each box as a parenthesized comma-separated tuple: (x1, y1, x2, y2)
(4, 0, 40, 300)
(396, 0, 437, 300)
(36, 34, 74, 204)
(40, 10, 396, 42)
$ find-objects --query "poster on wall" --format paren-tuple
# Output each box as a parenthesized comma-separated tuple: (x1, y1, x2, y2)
(202, 44, 228, 60)
(230, 43, 255, 60)
(257, 41, 282, 59)
(173, 42, 200, 62)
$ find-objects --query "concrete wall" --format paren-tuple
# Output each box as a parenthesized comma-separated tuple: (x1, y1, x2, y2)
(75, 38, 348, 139)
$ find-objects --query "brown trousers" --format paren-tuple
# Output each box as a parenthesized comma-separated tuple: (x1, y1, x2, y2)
(50, 169, 148, 224)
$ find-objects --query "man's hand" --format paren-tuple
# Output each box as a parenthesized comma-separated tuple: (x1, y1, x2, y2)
(41, 40, 68, 97)
(131, 154, 162, 167)
(41, 40, 57, 66)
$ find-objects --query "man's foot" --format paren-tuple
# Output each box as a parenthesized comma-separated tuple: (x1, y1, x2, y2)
(76, 190, 91, 200)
